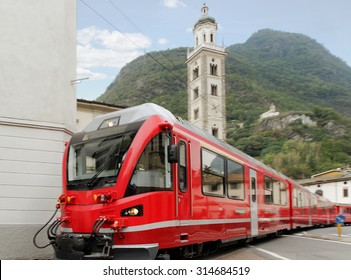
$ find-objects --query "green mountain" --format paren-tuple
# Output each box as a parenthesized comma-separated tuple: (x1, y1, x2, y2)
(98, 47, 188, 118)
(225, 29, 351, 122)
(98, 29, 351, 179)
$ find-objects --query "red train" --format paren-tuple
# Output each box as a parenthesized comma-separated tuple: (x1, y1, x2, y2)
(47, 103, 349, 259)
(334, 204, 351, 225)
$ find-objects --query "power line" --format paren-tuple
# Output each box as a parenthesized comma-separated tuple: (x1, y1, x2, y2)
(108, 0, 181, 71)
(79, 0, 183, 83)
(79, 0, 223, 115)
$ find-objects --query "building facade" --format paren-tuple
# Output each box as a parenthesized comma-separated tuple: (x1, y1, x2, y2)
(0, 0, 76, 259)
(186, 4, 227, 141)
(77, 99, 126, 132)
(299, 167, 351, 204)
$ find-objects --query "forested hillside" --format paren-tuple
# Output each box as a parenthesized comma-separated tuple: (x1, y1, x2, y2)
(98, 29, 351, 179)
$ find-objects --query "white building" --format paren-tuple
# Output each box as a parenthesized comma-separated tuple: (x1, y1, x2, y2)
(0, 0, 76, 259)
(186, 4, 227, 141)
(259, 103, 280, 120)
(299, 167, 351, 204)
(76, 99, 126, 132)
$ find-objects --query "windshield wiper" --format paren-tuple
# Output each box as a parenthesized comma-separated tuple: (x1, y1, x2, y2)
(86, 153, 119, 189)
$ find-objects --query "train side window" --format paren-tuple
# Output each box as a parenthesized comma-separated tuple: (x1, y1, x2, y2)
(301, 192, 306, 208)
(179, 141, 187, 192)
(293, 188, 298, 207)
(280, 183, 287, 205)
(272, 180, 280, 205)
(298, 192, 302, 208)
(264, 176, 273, 204)
(201, 148, 225, 197)
(227, 159, 244, 200)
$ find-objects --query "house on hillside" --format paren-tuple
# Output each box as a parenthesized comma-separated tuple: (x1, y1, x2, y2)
(259, 103, 280, 120)
(299, 167, 351, 204)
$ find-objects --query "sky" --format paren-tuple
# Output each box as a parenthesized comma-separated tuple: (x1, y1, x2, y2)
(76, 0, 351, 101)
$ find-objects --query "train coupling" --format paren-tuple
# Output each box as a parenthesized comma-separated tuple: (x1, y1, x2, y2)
(53, 233, 159, 260)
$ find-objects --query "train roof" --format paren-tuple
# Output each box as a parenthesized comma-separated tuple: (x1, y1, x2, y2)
(83, 103, 178, 132)
(177, 111, 286, 180)
(84, 103, 286, 180)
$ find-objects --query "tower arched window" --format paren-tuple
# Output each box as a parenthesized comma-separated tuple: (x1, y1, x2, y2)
(210, 34, 214, 43)
(212, 126, 218, 137)
(210, 63, 217, 75)
(193, 87, 199, 99)
(194, 108, 199, 120)
(203, 34, 206, 43)
(193, 67, 199, 80)
(211, 84, 217, 96)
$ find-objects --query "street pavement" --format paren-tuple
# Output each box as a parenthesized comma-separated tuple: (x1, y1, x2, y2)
(297, 227, 351, 243)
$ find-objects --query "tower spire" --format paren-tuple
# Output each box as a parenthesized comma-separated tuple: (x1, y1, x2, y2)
(186, 4, 227, 140)
(201, 3, 208, 16)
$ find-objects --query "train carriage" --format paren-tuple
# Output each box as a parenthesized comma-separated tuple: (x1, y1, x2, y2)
(42, 103, 343, 259)
(334, 204, 351, 225)
(289, 181, 314, 229)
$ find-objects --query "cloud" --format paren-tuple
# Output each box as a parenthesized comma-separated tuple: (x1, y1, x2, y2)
(76, 68, 110, 81)
(158, 38, 169, 45)
(77, 26, 152, 80)
(162, 0, 186, 8)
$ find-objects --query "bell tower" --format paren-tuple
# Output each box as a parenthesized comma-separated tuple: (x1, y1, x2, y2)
(186, 4, 227, 140)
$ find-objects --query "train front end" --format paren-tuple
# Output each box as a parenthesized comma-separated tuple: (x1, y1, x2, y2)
(49, 104, 178, 259)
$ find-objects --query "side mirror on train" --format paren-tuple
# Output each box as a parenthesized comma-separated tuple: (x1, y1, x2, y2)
(168, 144, 179, 163)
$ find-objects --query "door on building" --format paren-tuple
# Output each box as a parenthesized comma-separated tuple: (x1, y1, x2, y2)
(250, 169, 258, 236)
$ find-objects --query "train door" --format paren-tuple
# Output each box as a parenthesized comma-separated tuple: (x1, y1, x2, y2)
(308, 193, 312, 226)
(249, 169, 258, 236)
(177, 140, 191, 223)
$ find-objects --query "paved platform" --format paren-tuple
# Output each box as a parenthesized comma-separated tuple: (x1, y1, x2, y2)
(297, 232, 351, 243)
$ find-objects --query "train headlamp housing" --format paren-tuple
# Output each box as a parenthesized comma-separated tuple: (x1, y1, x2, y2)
(98, 116, 120, 130)
(121, 205, 143, 217)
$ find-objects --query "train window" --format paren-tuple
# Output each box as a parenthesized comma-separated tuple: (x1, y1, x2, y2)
(227, 159, 244, 200)
(126, 133, 172, 197)
(179, 141, 187, 192)
(280, 183, 287, 205)
(264, 176, 274, 204)
(264, 176, 286, 205)
(67, 131, 136, 190)
(201, 148, 225, 197)
(293, 189, 298, 207)
(273, 180, 280, 205)
(298, 192, 302, 207)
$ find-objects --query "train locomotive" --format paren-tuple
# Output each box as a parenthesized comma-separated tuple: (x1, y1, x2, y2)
(43, 103, 347, 259)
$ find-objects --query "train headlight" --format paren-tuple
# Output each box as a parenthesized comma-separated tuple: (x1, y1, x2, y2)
(121, 205, 143, 216)
(128, 208, 139, 216)
(98, 116, 120, 129)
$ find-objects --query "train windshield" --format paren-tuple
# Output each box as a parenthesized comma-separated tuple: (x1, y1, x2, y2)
(67, 130, 136, 190)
